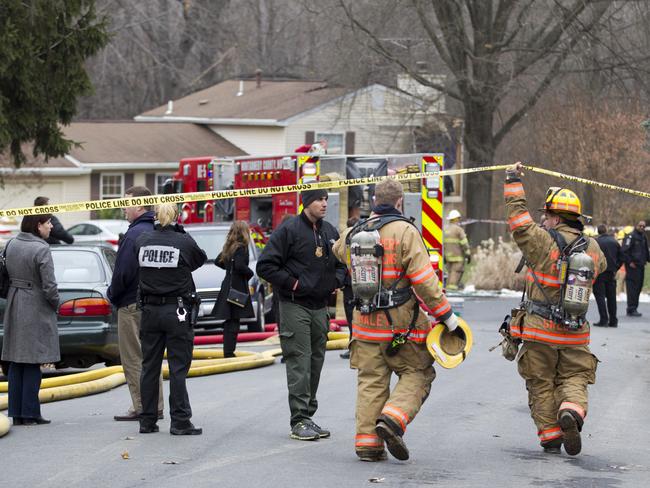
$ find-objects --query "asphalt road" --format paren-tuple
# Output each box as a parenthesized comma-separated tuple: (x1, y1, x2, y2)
(1, 297, 649, 488)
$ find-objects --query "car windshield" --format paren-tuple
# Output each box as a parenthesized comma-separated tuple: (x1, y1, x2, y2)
(52, 250, 104, 283)
(185, 228, 228, 261)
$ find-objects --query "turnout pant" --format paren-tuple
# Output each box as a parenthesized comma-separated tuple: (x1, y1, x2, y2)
(349, 340, 435, 454)
(139, 303, 194, 429)
(517, 341, 597, 446)
(118, 304, 163, 414)
(593, 270, 617, 324)
(446, 262, 464, 290)
(7, 362, 42, 419)
(278, 301, 328, 427)
(625, 264, 644, 313)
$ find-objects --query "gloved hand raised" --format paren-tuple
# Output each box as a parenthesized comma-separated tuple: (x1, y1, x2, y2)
(443, 312, 458, 332)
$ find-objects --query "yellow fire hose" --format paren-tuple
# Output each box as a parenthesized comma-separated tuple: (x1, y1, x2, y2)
(0, 332, 349, 436)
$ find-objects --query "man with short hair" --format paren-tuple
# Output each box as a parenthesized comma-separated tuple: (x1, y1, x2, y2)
(107, 186, 163, 421)
(257, 189, 347, 441)
(593, 224, 621, 327)
(333, 179, 457, 462)
(621, 220, 649, 317)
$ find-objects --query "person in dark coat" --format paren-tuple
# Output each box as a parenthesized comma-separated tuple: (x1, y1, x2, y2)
(593, 224, 622, 327)
(1, 214, 59, 425)
(621, 220, 650, 317)
(33, 197, 74, 245)
(211, 221, 254, 358)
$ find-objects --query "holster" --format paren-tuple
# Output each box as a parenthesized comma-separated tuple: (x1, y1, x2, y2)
(501, 308, 524, 361)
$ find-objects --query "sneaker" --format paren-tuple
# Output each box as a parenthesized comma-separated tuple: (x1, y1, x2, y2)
(559, 410, 582, 456)
(170, 424, 202, 435)
(357, 450, 388, 462)
(290, 421, 320, 441)
(375, 421, 409, 460)
(306, 419, 330, 438)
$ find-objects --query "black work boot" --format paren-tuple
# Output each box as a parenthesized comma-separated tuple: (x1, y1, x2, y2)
(541, 437, 563, 454)
(375, 421, 409, 461)
(559, 410, 582, 456)
(356, 450, 388, 462)
(170, 423, 202, 435)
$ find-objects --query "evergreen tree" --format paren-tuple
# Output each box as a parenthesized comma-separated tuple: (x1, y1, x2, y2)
(0, 0, 109, 167)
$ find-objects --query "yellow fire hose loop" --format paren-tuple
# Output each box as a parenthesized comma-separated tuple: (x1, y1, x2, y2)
(0, 339, 346, 415)
(0, 412, 9, 437)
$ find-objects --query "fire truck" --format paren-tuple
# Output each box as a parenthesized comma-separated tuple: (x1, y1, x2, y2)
(164, 153, 446, 283)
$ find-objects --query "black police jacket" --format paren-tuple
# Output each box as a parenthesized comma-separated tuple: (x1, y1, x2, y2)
(621, 230, 650, 266)
(135, 224, 207, 298)
(596, 234, 622, 273)
(257, 212, 347, 310)
(45, 215, 74, 245)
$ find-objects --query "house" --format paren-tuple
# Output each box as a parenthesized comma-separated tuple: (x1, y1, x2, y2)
(0, 122, 244, 226)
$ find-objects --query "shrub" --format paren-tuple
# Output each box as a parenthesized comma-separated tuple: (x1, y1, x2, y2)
(468, 237, 525, 291)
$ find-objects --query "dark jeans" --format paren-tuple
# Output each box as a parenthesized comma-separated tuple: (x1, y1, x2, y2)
(7, 362, 42, 419)
(223, 318, 240, 357)
(593, 270, 617, 324)
(139, 303, 194, 429)
(278, 301, 328, 427)
(625, 264, 644, 312)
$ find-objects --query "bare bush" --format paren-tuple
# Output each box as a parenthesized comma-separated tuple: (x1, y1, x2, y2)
(468, 237, 525, 291)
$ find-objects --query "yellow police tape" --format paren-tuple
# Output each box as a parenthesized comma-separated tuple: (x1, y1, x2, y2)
(1, 163, 646, 219)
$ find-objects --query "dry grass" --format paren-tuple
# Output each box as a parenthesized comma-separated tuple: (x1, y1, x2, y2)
(468, 237, 525, 291)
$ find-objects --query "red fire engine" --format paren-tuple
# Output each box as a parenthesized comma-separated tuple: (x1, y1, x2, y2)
(165, 152, 445, 284)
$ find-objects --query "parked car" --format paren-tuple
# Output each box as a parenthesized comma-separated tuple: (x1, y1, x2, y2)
(0, 244, 120, 376)
(184, 223, 273, 332)
(66, 219, 130, 250)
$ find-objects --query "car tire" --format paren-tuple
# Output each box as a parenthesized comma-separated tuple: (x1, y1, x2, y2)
(248, 292, 265, 333)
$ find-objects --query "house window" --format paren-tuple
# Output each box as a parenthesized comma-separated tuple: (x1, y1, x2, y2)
(156, 173, 174, 194)
(100, 173, 124, 199)
(315, 132, 344, 154)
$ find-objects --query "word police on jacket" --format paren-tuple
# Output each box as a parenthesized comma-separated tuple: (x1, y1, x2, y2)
(139, 246, 180, 268)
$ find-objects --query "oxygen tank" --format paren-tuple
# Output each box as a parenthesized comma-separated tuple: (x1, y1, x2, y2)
(563, 251, 595, 320)
(350, 229, 382, 314)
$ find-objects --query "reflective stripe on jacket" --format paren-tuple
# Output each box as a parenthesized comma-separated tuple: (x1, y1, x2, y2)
(504, 179, 606, 347)
(333, 216, 452, 343)
(443, 223, 470, 262)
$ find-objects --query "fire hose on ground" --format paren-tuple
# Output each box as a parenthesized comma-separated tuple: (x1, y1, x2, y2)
(0, 331, 349, 437)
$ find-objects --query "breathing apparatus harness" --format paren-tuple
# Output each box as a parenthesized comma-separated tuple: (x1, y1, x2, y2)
(524, 230, 594, 331)
(346, 214, 421, 356)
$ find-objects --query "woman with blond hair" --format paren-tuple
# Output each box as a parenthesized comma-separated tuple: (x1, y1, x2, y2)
(211, 221, 254, 357)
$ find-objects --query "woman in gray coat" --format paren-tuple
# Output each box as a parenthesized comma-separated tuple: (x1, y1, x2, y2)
(1, 214, 60, 425)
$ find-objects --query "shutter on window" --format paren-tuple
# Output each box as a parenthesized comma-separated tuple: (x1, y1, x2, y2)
(305, 131, 315, 145)
(146, 173, 155, 193)
(345, 131, 355, 154)
(90, 173, 100, 219)
(125, 173, 134, 192)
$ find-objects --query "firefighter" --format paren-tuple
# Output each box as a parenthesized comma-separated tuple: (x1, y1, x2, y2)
(443, 209, 470, 290)
(333, 179, 457, 462)
(504, 162, 606, 456)
(135, 203, 207, 435)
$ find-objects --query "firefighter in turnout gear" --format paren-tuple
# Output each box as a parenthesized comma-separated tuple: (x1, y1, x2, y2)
(444, 209, 470, 290)
(504, 162, 606, 456)
(333, 179, 457, 462)
(135, 203, 207, 436)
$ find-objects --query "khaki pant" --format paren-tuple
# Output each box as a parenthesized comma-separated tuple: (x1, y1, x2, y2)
(446, 261, 465, 290)
(350, 340, 435, 454)
(118, 304, 163, 414)
(517, 341, 597, 445)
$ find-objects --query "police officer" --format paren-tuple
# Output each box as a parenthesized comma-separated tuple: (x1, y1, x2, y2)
(504, 162, 606, 456)
(333, 179, 457, 462)
(135, 202, 207, 435)
(257, 189, 347, 442)
(621, 220, 649, 317)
